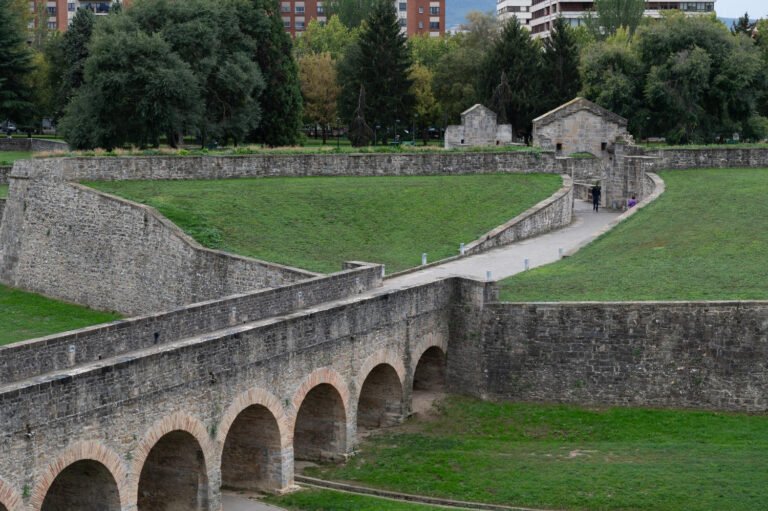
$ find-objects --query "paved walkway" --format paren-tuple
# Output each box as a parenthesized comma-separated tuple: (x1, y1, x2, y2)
(222, 492, 287, 511)
(384, 200, 620, 288)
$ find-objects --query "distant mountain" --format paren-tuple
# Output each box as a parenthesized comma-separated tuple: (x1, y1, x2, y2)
(447, 0, 496, 29)
(718, 17, 738, 29)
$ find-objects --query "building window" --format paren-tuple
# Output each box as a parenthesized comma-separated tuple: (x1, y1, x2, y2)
(68, 2, 76, 12)
(317, 4, 325, 14)
(418, 7, 424, 13)
(429, 21, 439, 30)
(296, 20, 305, 30)
(47, 21, 56, 29)
(399, 18, 406, 27)
(418, 21, 423, 29)
(430, 6, 439, 15)
(47, 6, 56, 15)
(283, 18, 291, 28)
(281, 2, 290, 13)
(399, 2, 406, 11)
(295, 5, 304, 14)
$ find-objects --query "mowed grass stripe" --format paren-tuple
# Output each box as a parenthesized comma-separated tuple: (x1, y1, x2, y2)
(0, 284, 120, 346)
(307, 396, 768, 511)
(500, 167, 768, 301)
(89, 174, 562, 274)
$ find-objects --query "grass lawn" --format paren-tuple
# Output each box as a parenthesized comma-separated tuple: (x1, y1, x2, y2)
(0, 284, 121, 346)
(265, 489, 446, 510)
(89, 174, 561, 274)
(0, 185, 7, 198)
(307, 396, 768, 511)
(500, 167, 768, 301)
(0, 151, 32, 165)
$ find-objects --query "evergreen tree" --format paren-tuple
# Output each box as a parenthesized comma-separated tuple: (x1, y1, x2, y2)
(242, 0, 303, 146)
(731, 12, 755, 35)
(542, 16, 581, 111)
(338, 0, 414, 143)
(490, 72, 512, 125)
(478, 17, 542, 139)
(348, 85, 373, 146)
(0, 0, 34, 126)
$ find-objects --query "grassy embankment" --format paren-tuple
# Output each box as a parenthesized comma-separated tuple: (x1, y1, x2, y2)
(89, 174, 561, 274)
(0, 285, 120, 346)
(292, 396, 768, 511)
(500, 167, 768, 301)
(266, 489, 447, 510)
(0, 151, 32, 165)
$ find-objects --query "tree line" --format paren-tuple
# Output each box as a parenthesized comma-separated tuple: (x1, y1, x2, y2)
(1, 0, 767, 149)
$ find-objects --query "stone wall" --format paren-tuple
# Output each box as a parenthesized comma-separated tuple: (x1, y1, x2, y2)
(455, 300, 768, 412)
(0, 263, 382, 385)
(0, 160, 318, 316)
(648, 148, 768, 170)
(0, 166, 9, 185)
(465, 175, 573, 255)
(444, 104, 513, 149)
(0, 138, 68, 153)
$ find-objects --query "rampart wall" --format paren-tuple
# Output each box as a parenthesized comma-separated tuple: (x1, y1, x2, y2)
(649, 148, 768, 169)
(0, 138, 68, 153)
(0, 166, 10, 185)
(452, 300, 768, 412)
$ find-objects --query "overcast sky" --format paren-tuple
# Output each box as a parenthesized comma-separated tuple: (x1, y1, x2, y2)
(717, 0, 767, 18)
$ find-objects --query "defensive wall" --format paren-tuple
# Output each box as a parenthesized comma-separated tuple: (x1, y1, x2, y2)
(0, 138, 68, 153)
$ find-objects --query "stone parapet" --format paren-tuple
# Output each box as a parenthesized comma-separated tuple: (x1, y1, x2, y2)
(0, 138, 68, 153)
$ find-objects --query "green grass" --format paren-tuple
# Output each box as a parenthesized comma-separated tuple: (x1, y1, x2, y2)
(88, 174, 561, 274)
(265, 489, 446, 510)
(307, 396, 768, 511)
(499, 167, 768, 301)
(0, 284, 121, 346)
(0, 151, 32, 165)
(0, 185, 7, 198)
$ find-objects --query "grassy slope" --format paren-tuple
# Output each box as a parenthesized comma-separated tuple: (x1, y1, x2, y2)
(308, 396, 768, 511)
(500, 168, 768, 301)
(90, 174, 561, 274)
(0, 185, 7, 198)
(0, 284, 121, 346)
(266, 489, 446, 510)
(0, 151, 31, 165)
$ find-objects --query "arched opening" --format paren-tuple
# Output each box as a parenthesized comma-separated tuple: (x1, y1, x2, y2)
(357, 364, 403, 431)
(412, 347, 447, 416)
(41, 460, 120, 511)
(294, 383, 347, 462)
(138, 431, 208, 511)
(221, 405, 282, 492)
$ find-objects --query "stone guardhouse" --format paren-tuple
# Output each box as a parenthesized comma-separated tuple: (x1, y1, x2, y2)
(444, 104, 513, 149)
(532, 97, 631, 158)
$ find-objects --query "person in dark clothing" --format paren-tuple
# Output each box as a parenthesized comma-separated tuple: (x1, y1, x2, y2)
(591, 184, 601, 212)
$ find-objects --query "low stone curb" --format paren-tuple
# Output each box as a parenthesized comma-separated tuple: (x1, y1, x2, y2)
(294, 475, 558, 511)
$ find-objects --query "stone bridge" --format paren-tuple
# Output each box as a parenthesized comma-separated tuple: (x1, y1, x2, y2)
(0, 261, 489, 511)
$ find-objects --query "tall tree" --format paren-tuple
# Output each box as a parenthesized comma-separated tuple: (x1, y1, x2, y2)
(478, 17, 542, 138)
(542, 16, 581, 111)
(584, 0, 646, 39)
(731, 12, 755, 35)
(293, 15, 360, 60)
(338, 0, 414, 143)
(299, 52, 341, 143)
(410, 63, 440, 142)
(490, 71, 512, 124)
(408, 34, 459, 71)
(0, 0, 34, 125)
(326, 0, 377, 28)
(348, 85, 373, 146)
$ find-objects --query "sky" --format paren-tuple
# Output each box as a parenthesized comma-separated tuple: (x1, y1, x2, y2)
(447, 1, 768, 28)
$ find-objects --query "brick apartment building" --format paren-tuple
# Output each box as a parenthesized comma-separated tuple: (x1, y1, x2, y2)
(281, 0, 446, 37)
(498, 1, 716, 37)
(29, 0, 125, 32)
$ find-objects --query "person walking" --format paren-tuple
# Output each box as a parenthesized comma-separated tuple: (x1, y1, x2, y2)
(591, 183, 601, 212)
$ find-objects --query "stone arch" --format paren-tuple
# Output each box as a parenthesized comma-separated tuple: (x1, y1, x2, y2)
(356, 350, 406, 430)
(131, 412, 213, 511)
(412, 345, 447, 392)
(0, 478, 23, 511)
(217, 388, 291, 492)
(30, 441, 128, 511)
(290, 368, 351, 462)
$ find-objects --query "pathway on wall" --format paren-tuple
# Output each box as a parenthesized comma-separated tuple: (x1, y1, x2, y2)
(384, 200, 620, 288)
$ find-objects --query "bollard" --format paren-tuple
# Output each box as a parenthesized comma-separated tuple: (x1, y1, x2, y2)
(460, 243, 465, 256)
(524, 258, 530, 271)
(486, 270, 492, 281)
(422, 253, 427, 265)
(381, 265, 386, 278)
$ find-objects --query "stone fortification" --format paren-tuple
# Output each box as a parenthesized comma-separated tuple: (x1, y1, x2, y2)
(648, 147, 768, 169)
(0, 263, 382, 385)
(444, 104, 513, 149)
(0, 166, 10, 185)
(0, 138, 68, 153)
(0, 160, 318, 316)
(452, 299, 768, 412)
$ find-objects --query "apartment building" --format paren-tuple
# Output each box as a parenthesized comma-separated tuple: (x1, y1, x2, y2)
(281, 0, 445, 37)
(29, 0, 125, 32)
(502, 1, 716, 37)
(497, 0, 533, 27)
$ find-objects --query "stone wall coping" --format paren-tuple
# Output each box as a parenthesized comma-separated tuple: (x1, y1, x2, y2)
(385, 175, 572, 279)
(75, 183, 320, 279)
(491, 300, 768, 306)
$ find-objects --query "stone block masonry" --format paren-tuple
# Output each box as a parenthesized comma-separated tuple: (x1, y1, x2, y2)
(0, 166, 10, 185)
(454, 301, 768, 411)
(0, 138, 68, 153)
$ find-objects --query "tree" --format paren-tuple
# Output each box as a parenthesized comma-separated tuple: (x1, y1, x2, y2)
(584, 0, 646, 39)
(348, 85, 373, 146)
(338, 0, 414, 143)
(0, 0, 34, 126)
(326, 0, 377, 28)
(490, 71, 512, 125)
(542, 16, 581, 111)
(59, 16, 201, 149)
(731, 12, 756, 35)
(410, 63, 440, 142)
(241, 0, 303, 146)
(408, 34, 459, 71)
(293, 15, 359, 60)
(478, 17, 542, 139)
(299, 53, 341, 143)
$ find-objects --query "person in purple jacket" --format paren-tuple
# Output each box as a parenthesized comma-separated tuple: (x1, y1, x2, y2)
(627, 195, 638, 208)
